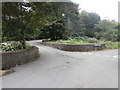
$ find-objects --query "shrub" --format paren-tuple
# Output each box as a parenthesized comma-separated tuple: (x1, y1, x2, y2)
(88, 38, 98, 43)
(2, 43, 32, 51)
(26, 44, 32, 49)
(47, 37, 120, 49)
(104, 41, 119, 49)
(69, 36, 89, 42)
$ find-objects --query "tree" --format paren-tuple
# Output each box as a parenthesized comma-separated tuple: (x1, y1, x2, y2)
(118, 23, 120, 41)
(2, 2, 80, 44)
(34, 2, 80, 40)
(94, 20, 118, 41)
(79, 11, 100, 37)
(2, 2, 34, 48)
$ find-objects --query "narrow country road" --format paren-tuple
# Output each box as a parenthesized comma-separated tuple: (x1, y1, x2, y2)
(2, 40, 118, 88)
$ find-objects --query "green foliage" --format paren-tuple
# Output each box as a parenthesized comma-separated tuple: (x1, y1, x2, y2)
(2, 43, 22, 51)
(118, 23, 120, 41)
(39, 19, 67, 40)
(2, 43, 32, 51)
(78, 11, 100, 37)
(100, 41, 119, 49)
(70, 36, 89, 41)
(2, 2, 119, 46)
(47, 37, 119, 49)
(49, 36, 88, 44)
(26, 44, 32, 49)
(88, 38, 98, 43)
(94, 20, 118, 41)
(2, 2, 34, 48)
(2, 2, 80, 43)
(35, 2, 80, 40)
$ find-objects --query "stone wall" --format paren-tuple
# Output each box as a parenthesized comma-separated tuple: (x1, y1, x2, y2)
(40, 42, 106, 52)
(1, 46, 40, 69)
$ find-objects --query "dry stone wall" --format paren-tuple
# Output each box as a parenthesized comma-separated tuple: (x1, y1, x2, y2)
(40, 42, 106, 52)
(1, 46, 40, 69)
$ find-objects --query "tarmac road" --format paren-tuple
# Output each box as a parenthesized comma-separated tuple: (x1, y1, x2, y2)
(2, 40, 118, 88)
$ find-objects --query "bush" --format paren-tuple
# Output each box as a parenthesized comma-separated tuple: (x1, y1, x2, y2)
(2, 43, 32, 51)
(104, 41, 119, 49)
(70, 36, 89, 42)
(47, 36, 120, 49)
(26, 44, 32, 49)
(88, 38, 98, 43)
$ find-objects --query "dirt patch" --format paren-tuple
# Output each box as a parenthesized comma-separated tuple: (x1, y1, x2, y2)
(0, 69, 15, 76)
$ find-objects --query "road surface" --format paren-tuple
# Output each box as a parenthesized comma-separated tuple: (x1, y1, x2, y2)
(1, 40, 118, 88)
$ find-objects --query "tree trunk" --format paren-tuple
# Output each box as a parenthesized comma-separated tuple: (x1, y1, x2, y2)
(22, 29, 26, 49)
(22, 39, 26, 49)
(19, 29, 26, 49)
(19, 40, 26, 49)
